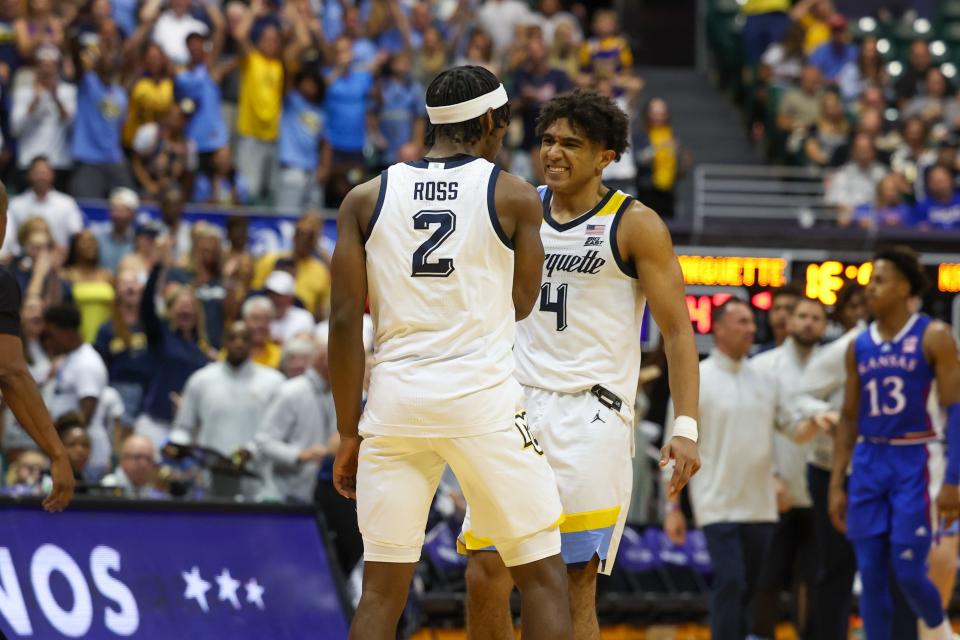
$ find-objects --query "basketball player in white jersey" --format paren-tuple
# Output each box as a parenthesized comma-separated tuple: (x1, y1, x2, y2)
(462, 90, 702, 639)
(329, 66, 573, 640)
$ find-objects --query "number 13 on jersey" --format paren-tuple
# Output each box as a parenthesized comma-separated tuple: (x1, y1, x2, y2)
(864, 375, 906, 417)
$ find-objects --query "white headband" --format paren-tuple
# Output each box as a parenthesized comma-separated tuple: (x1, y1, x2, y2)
(426, 84, 509, 124)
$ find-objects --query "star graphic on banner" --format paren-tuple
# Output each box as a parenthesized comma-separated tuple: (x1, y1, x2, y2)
(245, 578, 266, 610)
(216, 569, 242, 610)
(182, 566, 212, 612)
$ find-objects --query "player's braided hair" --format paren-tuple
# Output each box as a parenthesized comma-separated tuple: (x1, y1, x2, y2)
(424, 66, 511, 148)
(873, 246, 928, 296)
(534, 89, 630, 160)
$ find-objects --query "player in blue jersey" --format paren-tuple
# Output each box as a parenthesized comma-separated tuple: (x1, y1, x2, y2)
(829, 248, 960, 640)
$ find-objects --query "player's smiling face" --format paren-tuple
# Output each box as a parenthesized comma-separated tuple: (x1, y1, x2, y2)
(539, 118, 614, 193)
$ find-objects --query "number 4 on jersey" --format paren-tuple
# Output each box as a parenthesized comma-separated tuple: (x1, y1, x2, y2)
(539, 282, 568, 331)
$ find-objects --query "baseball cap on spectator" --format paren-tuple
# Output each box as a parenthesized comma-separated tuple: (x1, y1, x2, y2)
(265, 271, 296, 297)
(828, 14, 848, 32)
(110, 187, 140, 211)
(36, 45, 60, 62)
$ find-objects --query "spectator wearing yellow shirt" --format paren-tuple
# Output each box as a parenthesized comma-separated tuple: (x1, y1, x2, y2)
(252, 213, 330, 319)
(578, 10, 633, 81)
(795, 0, 835, 55)
(232, 0, 286, 203)
(122, 43, 174, 149)
(634, 98, 686, 219)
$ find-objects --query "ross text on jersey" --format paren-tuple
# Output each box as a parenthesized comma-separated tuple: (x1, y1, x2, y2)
(413, 181, 459, 201)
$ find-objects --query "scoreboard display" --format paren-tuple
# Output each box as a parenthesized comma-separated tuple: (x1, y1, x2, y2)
(672, 248, 960, 353)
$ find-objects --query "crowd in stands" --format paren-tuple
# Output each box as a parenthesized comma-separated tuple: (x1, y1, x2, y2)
(739, 0, 960, 229)
(0, 0, 690, 523)
(0, 0, 686, 213)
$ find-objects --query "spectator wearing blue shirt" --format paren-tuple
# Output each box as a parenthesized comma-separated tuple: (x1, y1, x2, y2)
(166, 223, 229, 350)
(276, 68, 329, 213)
(373, 52, 426, 167)
(176, 30, 229, 169)
(914, 165, 960, 230)
(374, 0, 443, 55)
(94, 269, 155, 429)
(512, 36, 574, 181)
(850, 174, 914, 230)
(809, 15, 857, 83)
(192, 146, 251, 206)
(323, 0, 373, 41)
(324, 35, 375, 206)
(341, 6, 380, 69)
(70, 49, 134, 199)
(111, 0, 139, 38)
(96, 187, 139, 274)
(322, 0, 346, 41)
(135, 260, 212, 449)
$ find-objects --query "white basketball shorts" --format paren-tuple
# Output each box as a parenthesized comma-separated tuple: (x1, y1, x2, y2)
(460, 386, 634, 575)
(357, 415, 564, 568)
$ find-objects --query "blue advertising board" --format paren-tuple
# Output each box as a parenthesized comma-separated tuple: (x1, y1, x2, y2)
(0, 500, 350, 639)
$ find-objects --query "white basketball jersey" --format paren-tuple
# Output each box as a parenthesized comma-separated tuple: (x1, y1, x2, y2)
(360, 155, 521, 438)
(515, 187, 647, 420)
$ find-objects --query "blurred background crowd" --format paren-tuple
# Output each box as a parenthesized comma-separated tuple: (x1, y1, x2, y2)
(0, 0, 685, 591)
(1, 0, 959, 634)
(0, 0, 674, 490)
(0, 0, 684, 213)
(717, 0, 960, 229)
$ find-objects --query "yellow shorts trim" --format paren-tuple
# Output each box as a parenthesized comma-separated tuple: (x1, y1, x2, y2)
(458, 514, 566, 554)
(558, 506, 621, 534)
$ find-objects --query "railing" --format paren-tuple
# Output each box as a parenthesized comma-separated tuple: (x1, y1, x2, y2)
(693, 164, 834, 236)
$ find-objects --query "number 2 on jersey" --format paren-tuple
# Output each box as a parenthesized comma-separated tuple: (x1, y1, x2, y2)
(539, 282, 568, 331)
(864, 376, 907, 417)
(412, 210, 456, 277)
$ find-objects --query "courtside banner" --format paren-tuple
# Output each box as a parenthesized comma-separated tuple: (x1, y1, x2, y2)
(0, 500, 350, 639)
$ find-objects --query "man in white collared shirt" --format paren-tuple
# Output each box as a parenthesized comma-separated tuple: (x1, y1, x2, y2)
(2, 157, 83, 257)
(750, 297, 829, 640)
(254, 338, 337, 503)
(172, 321, 284, 497)
(663, 299, 780, 640)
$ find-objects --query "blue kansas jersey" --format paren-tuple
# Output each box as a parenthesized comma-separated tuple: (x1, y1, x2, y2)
(847, 314, 936, 544)
(854, 314, 934, 440)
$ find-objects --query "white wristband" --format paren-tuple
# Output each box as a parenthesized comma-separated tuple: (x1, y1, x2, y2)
(673, 416, 698, 443)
